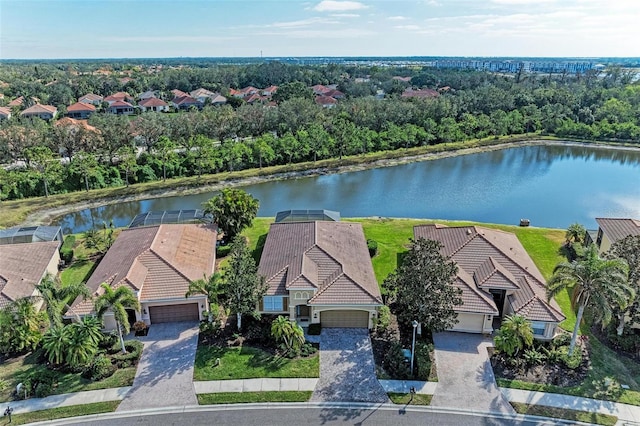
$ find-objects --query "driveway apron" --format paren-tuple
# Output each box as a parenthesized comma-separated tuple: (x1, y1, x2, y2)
(117, 322, 199, 411)
(311, 328, 388, 403)
(431, 332, 514, 414)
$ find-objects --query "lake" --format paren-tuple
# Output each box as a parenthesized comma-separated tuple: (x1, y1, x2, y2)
(53, 144, 640, 234)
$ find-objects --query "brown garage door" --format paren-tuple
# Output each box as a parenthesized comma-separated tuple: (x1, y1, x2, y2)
(149, 303, 199, 323)
(321, 310, 369, 328)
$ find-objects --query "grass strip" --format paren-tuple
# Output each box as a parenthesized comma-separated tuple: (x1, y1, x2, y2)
(387, 392, 432, 405)
(4, 401, 119, 425)
(510, 402, 617, 426)
(197, 391, 311, 404)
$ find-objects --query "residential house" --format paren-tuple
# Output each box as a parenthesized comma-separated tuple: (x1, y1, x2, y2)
(239, 86, 259, 97)
(0, 241, 61, 309)
(315, 96, 337, 108)
(78, 93, 104, 106)
(67, 224, 217, 329)
(311, 84, 329, 95)
(401, 88, 440, 99)
(104, 92, 134, 105)
(170, 89, 189, 99)
(392, 76, 412, 83)
(138, 90, 158, 101)
(106, 100, 135, 115)
(323, 89, 345, 100)
(262, 85, 278, 97)
(8, 96, 24, 108)
(171, 95, 202, 110)
(257, 220, 383, 329)
(414, 224, 565, 339)
(0, 107, 11, 120)
(587, 218, 640, 254)
(245, 94, 265, 104)
(229, 88, 243, 98)
(138, 97, 170, 112)
(20, 104, 57, 120)
(0, 225, 64, 248)
(190, 88, 227, 106)
(67, 101, 96, 119)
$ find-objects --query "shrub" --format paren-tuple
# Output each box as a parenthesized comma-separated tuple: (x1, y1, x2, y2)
(415, 342, 433, 380)
(111, 340, 143, 368)
(307, 323, 322, 335)
(60, 235, 75, 264)
(199, 320, 221, 339)
(34, 381, 53, 398)
(384, 341, 411, 380)
(366, 239, 378, 257)
(523, 348, 546, 366)
(300, 342, 317, 357)
(99, 332, 118, 351)
(216, 244, 232, 258)
(132, 321, 148, 336)
(551, 332, 572, 349)
(374, 306, 391, 332)
(561, 346, 582, 370)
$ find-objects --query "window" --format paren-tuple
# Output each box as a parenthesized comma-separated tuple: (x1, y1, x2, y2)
(531, 322, 546, 336)
(263, 296, 284, 312)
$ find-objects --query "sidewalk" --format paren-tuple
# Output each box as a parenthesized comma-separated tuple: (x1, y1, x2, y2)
(501, 387, 640, 424)
(378, 379, 438, 395)
(0, 387, 130, 415)
(194, 378, 318, 393)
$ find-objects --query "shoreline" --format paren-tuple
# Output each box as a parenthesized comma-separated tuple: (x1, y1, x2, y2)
(21, 138, 640, 228)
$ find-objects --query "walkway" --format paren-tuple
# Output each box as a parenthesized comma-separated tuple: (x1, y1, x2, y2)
(310, 328, 389, 403)
(431, 332, 514, 414)
(116, 321, 200, 411)
(194, 378, 318, 393)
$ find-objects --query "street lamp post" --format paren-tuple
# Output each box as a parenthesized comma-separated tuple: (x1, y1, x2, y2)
(410, 320, 418, 377)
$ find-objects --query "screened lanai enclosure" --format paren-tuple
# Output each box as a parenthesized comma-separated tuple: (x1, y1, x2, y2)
(129, 209, 212, 228)
(0, 226, 64, 247)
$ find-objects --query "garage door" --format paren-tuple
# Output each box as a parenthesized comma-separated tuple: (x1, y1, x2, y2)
(321, 310, 369, 328)
(450, 313, 484, 333)
(149, 303, 199, 323)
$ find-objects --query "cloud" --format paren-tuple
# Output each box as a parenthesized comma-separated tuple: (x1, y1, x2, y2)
(388, 16, 408, 20)
(395, 25, 421, 30)
(102, 36, 236, 43)
(258, 28, 374, 39)
(270, 17, 340, 28)
(491, 0, 555, 3)
(313, 1, 368, 12)
(331, 13, 360, 17)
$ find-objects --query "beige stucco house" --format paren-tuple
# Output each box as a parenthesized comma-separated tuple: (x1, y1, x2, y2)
(257, 221, 383, 328)
(414, 224, 565, 339)
(589, 218, 640, 254)
(68, 224, 217, 330)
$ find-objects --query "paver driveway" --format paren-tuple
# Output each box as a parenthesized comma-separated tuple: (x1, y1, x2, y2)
(117, 321, 199, 411)
(311, 328, 388, 403)
(431, 332, 514, 414)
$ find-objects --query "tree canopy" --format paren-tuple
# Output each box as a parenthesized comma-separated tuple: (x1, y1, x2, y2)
(202, 188, 259, 240)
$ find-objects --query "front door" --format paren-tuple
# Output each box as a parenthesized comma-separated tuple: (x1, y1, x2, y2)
(489, 289, 506, 317)
(296, 305, 310, 325)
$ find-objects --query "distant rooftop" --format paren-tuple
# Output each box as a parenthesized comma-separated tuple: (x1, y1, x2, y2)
(129, 209, 211, 228)
(275, 209, 340, 223)
(0, 225, 64, 247)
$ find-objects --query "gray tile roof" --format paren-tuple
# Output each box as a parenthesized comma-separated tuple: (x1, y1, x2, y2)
(596, 218, 640, 244)
(414, 224, 564, 323)
(258, 222, 382, 305)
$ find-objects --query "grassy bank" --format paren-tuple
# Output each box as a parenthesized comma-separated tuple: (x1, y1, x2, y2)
(510, 402, 617, 425)
(197, 391, 311, 404)
(5, 401, 120, 425)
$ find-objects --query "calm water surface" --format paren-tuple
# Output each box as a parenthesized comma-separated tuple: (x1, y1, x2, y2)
(53, 145, 640, 234)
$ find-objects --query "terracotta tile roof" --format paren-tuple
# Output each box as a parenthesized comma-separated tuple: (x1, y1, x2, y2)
(21, 104, 57, 116)
(79, 93, 103, 103)
(323, 89, 345, 99)
(596, 218, 640, 244)
(240, 86, 259, 94)
(262, 85, 278, 94)
(0, 107, 10, 118)
(315, 96, 337, 106)
(8, 96, 24, 107)
(414, 224, 564, 323)
(55, 117, 99, 132)
(258, 222, 382, 305)
(171, 89, 189, 98)
(311, 84, 328, 94)
(139, 97, 168, 107)
(0, 242, 59, 308)
(172, 95, 200, 106)
(67, 102, 96, 112)
(245, 94, 264, 103)
(190, 88, 216, 98)
(108, 100, 134, 108)
(455, 270, 499, 315)
(70, 224, 216, 315)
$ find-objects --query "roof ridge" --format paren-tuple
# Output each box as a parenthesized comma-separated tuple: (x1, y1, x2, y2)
(450, 228, 479, 256)
(147, 248, 193, 285)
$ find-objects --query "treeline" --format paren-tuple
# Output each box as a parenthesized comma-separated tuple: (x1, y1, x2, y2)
(1, 64, 639, 201)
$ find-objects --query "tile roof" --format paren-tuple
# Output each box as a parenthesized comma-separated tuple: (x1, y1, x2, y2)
(67, 102, 96, 112)
(171, 89, 189, 98)
(139, 97, 168, 107)
(0, 242, 60, 308)
(54, 117, 99, 132)
(8, 96, 24, 107)
(21, 104, 57, 116)
(79, 93, 103, 103)
(0, 107, 10, 118)
(414, 224, 564, 323)
(315, 96, 337, 106)
(258, 222, 382, 306)
(70, 224, 216, 315)
(190, 88, 216, 98)
(596, 218, 640, 244)
(172, 95, 200, 106)
(108, 100, 134, 108)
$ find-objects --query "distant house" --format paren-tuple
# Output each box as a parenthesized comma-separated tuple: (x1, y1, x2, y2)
(262, 85, 278, 96)
(245, 94, 265, 104)
(229, 88, 243, 98)
(401, 88, 440, 99)
(0, 241, 61, 309)
(170, 89, 189, 99)
(138, 90, 158, 101)
(106, 100, 135, 115)
(414, 224, 564, 339)
(67, 102, 96, 119)
(78, 93, 104, 106)
(138, 97, 169, 112)
(20, 104, 57, 120)
(104, 92, 134, 105)
(0, 107, 11, 120)
(311, 84, 329, 95)
(587, 218, 640, 254)
(239, 86, 259, 96)
(323, 89, 345, 100)
(257, 220, 383, 328)
(67, 224, 217, 328)
(171, 95, 202, 110)
(315, 96, 337, 108)
(8, 96, 24, 108)
(392, 76, 412, 83)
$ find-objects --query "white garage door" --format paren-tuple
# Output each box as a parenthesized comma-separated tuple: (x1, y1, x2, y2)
(450, 313, 484, 333)
(149, 303, 199, 323)
(321, 310, 369, 328)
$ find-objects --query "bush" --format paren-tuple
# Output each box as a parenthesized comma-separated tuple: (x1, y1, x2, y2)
(21, 369, 58, 399)
(111, 340, 143, 368)
(300, 342, 317, 357)
(561, 346, 582, 370)
(34, 381, 53, 398)
(99, 332, 118, 351)
(60, 235, 75, 264)
(216, 244, 232, 258)
(384, 341, 411, 380)
(307, 323, 322, 335)
(367, 239, 378, 257)
(415, 342, 433, 380)
(374, 306, 391, 332)
(551, 332, 572, 349)
(86, 354, 116, 381)
(132, 321, 148, 336)
(523, 348, 546, 366)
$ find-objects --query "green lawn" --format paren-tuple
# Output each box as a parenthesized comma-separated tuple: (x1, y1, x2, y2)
(510, 402, 617, 426)
(387, 392, 432, 405)
(193, 345, 319, 381)
(197, 391, 311, 404)
(4, 401, 119, 425)
(0, 352, 136, 403)
(59, 259, 96, 286)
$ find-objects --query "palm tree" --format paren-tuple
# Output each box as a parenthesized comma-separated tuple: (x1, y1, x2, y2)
(494, 314, 533, 356)
(547, 244, 633, 355)
(94, 283, 140, 354)
(36, 274, 90, 328)
(271, 316, 305, 354)
(42, 326, 70, 365)
(66, 316, 103, 367)
(185, 272, 225, 323)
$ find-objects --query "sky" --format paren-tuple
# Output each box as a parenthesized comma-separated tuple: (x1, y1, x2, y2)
(0, 0, 639, 59)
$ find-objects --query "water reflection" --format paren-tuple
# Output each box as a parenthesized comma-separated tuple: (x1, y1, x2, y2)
(53, 145, 640, 234)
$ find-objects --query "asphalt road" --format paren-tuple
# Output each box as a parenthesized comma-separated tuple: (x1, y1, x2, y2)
(59, 405, 572, 426)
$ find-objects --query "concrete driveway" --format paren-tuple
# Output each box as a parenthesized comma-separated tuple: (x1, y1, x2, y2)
(117, 321, 199, 411)
(431, 332, 514, 414)
(311, 328, 388, 403)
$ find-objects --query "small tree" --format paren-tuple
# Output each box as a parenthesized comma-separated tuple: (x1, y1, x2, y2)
(223, 236, 268, 331)
(606, 235, 640, 335)
(186, 272, 225, 322)
(36, 274, 90, 328)
(271, 315, 305, 354)
(94, 283, 141, 354)
(562, 223, 586, 261)
(384, 238, 462, 332)
(202, 188, 259, 241)
(494, 315, 534, 356)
